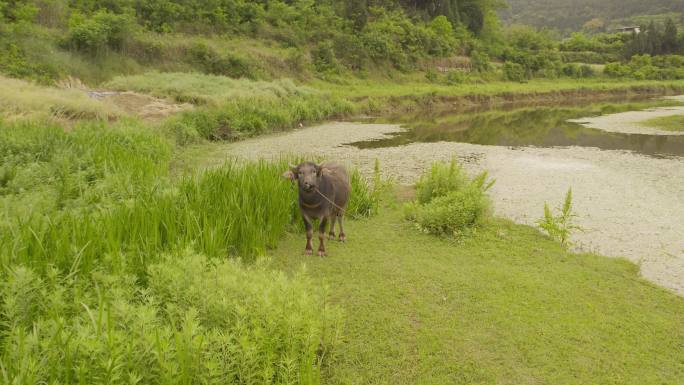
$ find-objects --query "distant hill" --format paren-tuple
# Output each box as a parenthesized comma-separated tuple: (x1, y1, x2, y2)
(499, 0, 684, 31)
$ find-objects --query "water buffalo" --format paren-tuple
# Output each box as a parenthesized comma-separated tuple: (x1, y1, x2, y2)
(284, 161, 350, 256)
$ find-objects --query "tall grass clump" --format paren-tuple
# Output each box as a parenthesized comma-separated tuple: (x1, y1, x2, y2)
(405, 160, 493, 237)
(346, 159, 391, 219)
(0, 252, 341, 384)
(0, 158, 300, 275)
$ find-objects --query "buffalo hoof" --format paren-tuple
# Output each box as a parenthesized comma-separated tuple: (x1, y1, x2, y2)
(339, 234, 346, 242)
(328, 233, 335, 240)
(304, 249, 313, 256)
(317, 250, 326, 257)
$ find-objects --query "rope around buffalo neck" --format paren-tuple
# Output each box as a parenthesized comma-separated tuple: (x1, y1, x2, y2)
(313, 187, 346, 214)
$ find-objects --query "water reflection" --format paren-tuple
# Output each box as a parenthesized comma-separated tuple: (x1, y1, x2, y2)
(351, 99, 684, 158)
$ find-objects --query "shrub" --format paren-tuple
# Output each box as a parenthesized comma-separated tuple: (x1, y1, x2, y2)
(503, 61, 526, 82)
(446, 70, 467, 84)
(312, 40, 339, 73)
(561, 63, 580, 77)
(415, 160, 471, 204)
(425, 68, 438, 82)
(0, 42, 60, 83)
(470, 50, 492, 73)
(406, 160, 493, 238)
(409, 184, 491, 237)
(64, 10, 135, 53)
(561, 63, 594, 78)
(579, 64, 595, 78)
(186, 42, 257, 79)
(604, 62, 631, 78)
(0, 252, 341, 384)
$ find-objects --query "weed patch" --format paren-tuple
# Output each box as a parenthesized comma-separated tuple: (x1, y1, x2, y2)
(537, 188, 582, 247)
(0, 252, 340, 384)
(405, 160, 493, 238)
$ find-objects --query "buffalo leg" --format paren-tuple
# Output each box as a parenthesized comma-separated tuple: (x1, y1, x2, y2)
(303, 215, 313, 255)
(338, 215, 346, 242)
(328, 215, 336, 240)
(318, 216, 328, 257)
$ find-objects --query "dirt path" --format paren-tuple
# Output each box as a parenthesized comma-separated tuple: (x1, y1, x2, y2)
(568, 106, 684, 135)
(223, 121, 684, 296)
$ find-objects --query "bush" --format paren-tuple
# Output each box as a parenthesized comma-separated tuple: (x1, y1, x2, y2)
(604, 62, 631, 78)
(415, 160, 470, 204)
(186, 42, 257, 79)
(406, 160, 493, 238)
(503, 61, 526, 82)
(579, 64, 595, 78)
(409, 184, 491, 237)
(604, 54, 684, 80)
(312, 40, 340, 73)
(425, 68, 438, 82)
(470, 50, 491, 73)
(0, 41, 60, 83)
(64, 10, 135, 53)
(561, 63, 595, 78)
(0, 252, 341, 384)
(446, 70, 467, 84)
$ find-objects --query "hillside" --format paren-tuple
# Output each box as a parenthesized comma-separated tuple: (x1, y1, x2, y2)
(500, 0, 684, 31)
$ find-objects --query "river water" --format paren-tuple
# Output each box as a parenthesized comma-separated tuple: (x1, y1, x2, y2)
(352, 98, 684, 157)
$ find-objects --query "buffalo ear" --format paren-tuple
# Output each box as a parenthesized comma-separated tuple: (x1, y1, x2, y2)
(287, 163, 299, 177)
(282, 170, 297, 180)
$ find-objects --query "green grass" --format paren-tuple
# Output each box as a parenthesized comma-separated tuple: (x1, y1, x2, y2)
(0, 75, 124, 121)
(641, 114, 684, 131)
(313, 77, 684, 108)
(271, 198, 684, 385)
(105, 72, 316, 105)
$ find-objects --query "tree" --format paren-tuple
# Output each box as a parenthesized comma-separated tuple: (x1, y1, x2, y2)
(662, 18, 678, 54)
(582, 17, 605, 33)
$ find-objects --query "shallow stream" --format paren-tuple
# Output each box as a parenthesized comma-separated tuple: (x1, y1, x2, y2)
(351, 98, 684, 157)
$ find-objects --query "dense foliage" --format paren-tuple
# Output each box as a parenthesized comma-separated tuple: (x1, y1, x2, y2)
(500, 0, 684, 31)
(0, 0, 504, 83)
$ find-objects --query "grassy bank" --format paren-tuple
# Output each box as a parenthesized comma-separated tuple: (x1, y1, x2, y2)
(271, 199, 684, 384)
(315, 77, 684, 112)
(641, 114, 684, 131)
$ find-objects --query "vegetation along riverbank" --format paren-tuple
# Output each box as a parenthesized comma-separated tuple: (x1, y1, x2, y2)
(2, 0, 684, 383)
